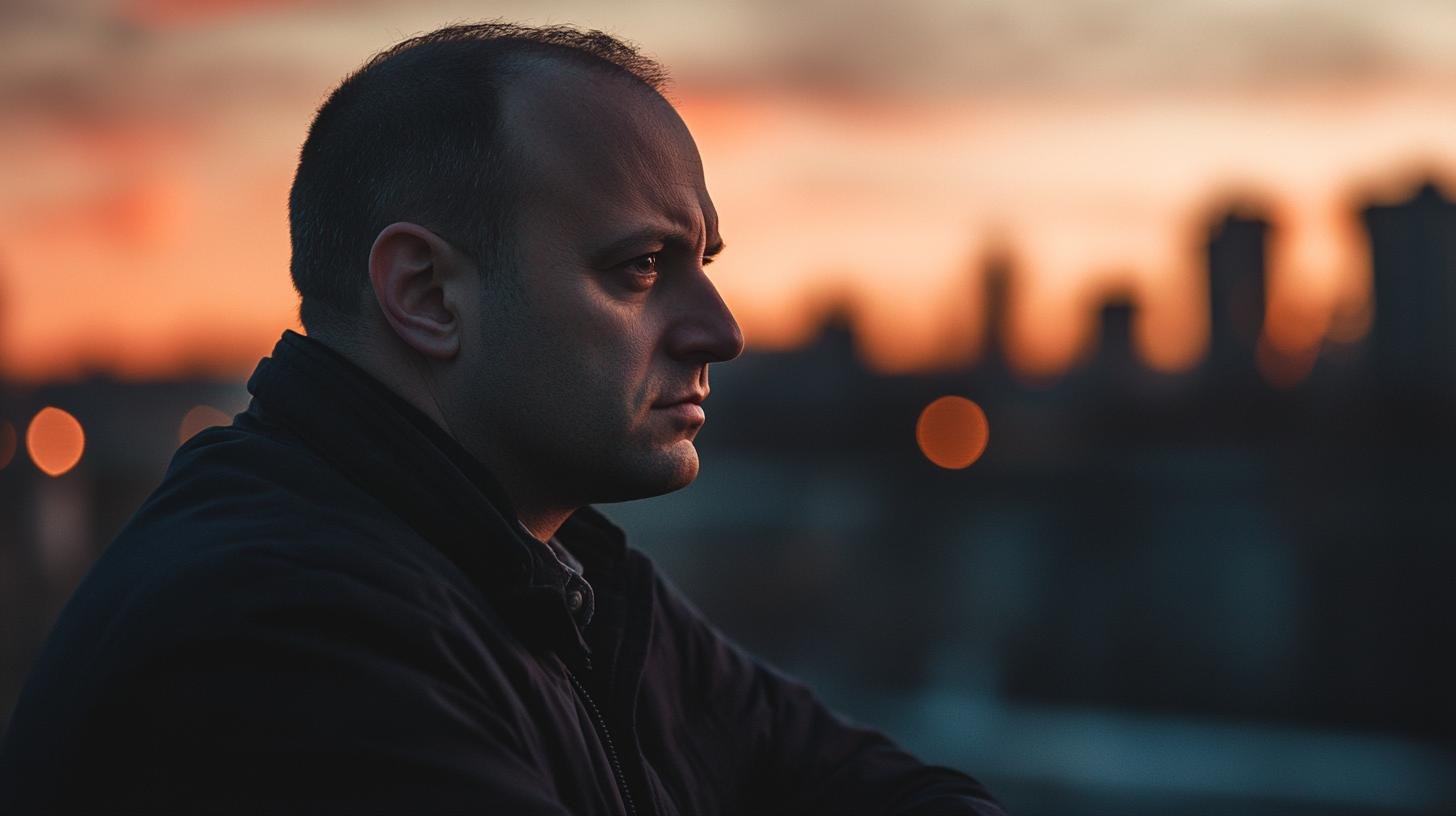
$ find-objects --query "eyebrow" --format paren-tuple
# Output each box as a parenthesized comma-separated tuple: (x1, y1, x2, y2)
(595, 227, 726, 264)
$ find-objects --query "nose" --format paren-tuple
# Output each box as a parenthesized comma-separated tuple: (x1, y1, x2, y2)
(665, 269, 745, 364)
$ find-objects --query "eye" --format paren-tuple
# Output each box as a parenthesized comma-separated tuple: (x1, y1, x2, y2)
(621, 253, 659, 290)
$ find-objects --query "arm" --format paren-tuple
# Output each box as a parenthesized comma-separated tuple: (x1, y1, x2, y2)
(653, 573, 1007, 816)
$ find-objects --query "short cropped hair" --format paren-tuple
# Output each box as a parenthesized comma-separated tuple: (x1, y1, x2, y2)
(288, 22, 668, 333)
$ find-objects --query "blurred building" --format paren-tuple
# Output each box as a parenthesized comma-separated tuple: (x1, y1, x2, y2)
(1204, 209, 1269, 384)
(1363, 182, 1456, 397)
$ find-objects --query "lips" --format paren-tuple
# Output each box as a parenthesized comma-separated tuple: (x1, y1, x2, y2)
(652, 390, 708, 426)
(658, 402, 706, 424)
(651, 390, 708, 409)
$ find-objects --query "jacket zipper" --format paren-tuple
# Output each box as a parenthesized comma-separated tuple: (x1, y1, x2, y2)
(565, 666, 640, 816)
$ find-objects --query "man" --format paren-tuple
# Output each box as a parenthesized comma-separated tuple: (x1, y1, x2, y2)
(0, 23, 1004, 815)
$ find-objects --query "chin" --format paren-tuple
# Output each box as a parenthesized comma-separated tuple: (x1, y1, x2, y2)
(598, 441, 700, 503)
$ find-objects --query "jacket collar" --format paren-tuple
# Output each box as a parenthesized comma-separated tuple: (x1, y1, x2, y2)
(244, 330, 624, 661)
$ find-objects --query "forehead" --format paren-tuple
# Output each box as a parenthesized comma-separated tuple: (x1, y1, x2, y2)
(501, 65, 717, 248)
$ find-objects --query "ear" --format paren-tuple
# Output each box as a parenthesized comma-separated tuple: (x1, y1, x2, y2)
(368, 222, 468, 361)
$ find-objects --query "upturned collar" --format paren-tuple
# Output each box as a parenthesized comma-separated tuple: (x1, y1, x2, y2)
(243, 330, 625, 664)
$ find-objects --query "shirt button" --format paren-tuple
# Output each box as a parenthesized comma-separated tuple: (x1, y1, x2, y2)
(566, 590, 584, 612)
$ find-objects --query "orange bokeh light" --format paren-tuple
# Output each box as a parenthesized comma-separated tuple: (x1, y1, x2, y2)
(26, 407, 86, 477)
(916, 396, 990, 470)
(0, 420, 17, 470)
(178, 404, 233, 445)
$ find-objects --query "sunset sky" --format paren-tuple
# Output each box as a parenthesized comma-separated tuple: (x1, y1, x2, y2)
(4, 0, 1456, 382)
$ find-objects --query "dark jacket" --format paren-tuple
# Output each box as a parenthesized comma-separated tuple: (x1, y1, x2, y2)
(0, 331, 1004, 815)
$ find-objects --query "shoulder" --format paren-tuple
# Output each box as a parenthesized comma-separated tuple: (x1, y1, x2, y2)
(140, 420, 391, 545)
(1, 419, 525, 812)
(124, 420, 443, 581)
(38, 420, 488, 682)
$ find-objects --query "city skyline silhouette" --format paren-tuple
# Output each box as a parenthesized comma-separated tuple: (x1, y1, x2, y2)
(4, 173, 1453, 816)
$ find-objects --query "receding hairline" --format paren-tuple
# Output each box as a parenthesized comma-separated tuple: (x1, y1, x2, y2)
(496, 54, 684, 140)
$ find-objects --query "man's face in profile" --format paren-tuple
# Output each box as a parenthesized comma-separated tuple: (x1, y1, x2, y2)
(455, 66, 743, 507)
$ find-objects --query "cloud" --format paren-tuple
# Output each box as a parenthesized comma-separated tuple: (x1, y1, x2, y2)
(118, 0, 334, 28)
(670, 0, 1456, 95)
(5, 0, 1456, 126)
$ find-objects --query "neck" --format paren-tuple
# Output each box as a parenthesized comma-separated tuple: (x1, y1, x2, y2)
(515, 507, 575, 543)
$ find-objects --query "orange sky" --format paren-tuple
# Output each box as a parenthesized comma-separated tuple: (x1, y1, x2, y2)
(4, 1, 1456, 383)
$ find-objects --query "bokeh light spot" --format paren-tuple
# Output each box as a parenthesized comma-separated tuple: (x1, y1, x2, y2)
(26, 407, 86, 477)
(178, 404, 233, 445)
(0, 420, 17, 470)
(916, 396, 989, 470)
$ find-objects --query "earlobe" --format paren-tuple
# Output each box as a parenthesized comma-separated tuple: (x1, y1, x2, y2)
(368, 222, 462, 361)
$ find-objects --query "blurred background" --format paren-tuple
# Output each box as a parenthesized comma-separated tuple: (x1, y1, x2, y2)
(3, 1, 1455, 813)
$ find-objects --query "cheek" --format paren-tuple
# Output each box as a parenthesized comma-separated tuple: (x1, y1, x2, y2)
(514, 272, 662, 415)
(514, 319, 653, 432)
(589, 328, 658, 421)
(567, 304, 660, 394)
